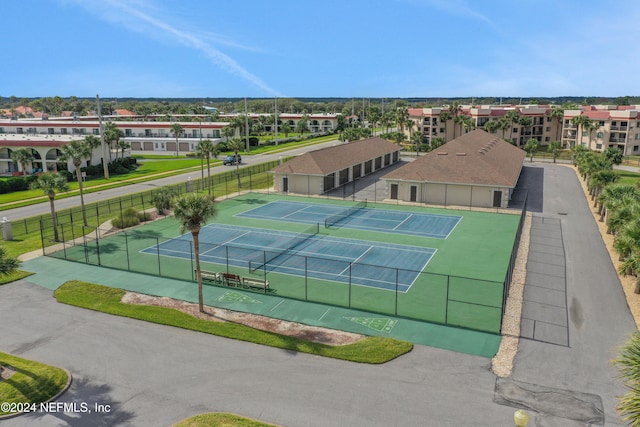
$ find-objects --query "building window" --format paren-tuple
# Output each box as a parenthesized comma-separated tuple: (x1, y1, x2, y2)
(636, 134, 640, 140)
(145, 129, 152, 137)
(513, 128, 518, 134)
(634, 145, 639, 152)
(545, 137, 550, 142)
(0, 128, 3, 133)
(597, 132, 604, 138)
(48, 128, 54, 134)
(17, 128, 23, 134)
(596, 144, 602, 149)
(599, 121, 605, 127)
(439, 128, 445, 133)
(60, 128, 67, 134)
(93, 129, 99, 135)
(546, 127, 551, 132)
(125, 129, 133, 137)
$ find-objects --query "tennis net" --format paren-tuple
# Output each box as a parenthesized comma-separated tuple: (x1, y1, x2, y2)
(324, 200, 367, 228)
(249, 222, 319, 273)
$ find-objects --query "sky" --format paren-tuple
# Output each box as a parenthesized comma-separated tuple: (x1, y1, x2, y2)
(3, 0, 640, 99)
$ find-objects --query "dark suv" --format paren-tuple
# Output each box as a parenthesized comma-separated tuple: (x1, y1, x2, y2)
(223, 154, 242, 165)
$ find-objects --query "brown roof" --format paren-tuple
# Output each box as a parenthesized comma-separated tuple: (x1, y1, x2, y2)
(382, 130, 525, 187)
(272, 137, 399, 175)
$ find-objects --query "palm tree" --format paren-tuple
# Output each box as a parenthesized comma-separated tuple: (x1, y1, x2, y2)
(483, 120, 500, 135)
(0, 246, 19, 275)
(405, 118, 415, 140)
(588, 169, 619, 206)
(60, 140, 93, 226)
(104, 121, 124, 161)
(549, 106, 565, 142)
(12, 148, 34, 175)
(585, 120, 600, 150)
(30, 172, 69, 241)
(598, 184, 640, 222)
(448, 102, 462, 139)
(281, 122, 292, 138)
(172, 193, 217, 313)
(170, 123, 184, 157)
(498, 117, 511, 139)
(395, 107, 409, 134)
(571, 115, 592, 148)
(547, 141, 563, 163)
(117, 140, 131, 159)
(227, 138, 244, 189)
(150, 188, 175, 215)
(614, 331, 640, 423)
(439, 111, 452, 141)
(366, 105, 381, 136)
(411, 131, 424, 156)
(221, 124, 235, 141)
(505, 110, 520, 144)
(461, 116, 474, 134)
(196, 139, 216, 196)
(523, 138, 539, 162)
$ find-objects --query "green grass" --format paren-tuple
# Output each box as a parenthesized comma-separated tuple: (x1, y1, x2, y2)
(172, 413, 279, 427)
(615, 170, 640, 186)
(0, 352, 69, 416)
(0, 270, 33, 285)
(54, 281, 413, 364)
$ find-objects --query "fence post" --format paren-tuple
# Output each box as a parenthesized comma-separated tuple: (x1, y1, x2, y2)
(125, 231, 131, 271)
(156, 236, 161, 276)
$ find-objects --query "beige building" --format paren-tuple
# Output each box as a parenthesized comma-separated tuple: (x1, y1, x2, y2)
(382, 130, 525, 208)
(408, 103, 640, 155)
(271, 137, 400, 195)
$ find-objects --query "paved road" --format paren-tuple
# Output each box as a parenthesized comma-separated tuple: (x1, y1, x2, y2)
(0, 140, 344, 221)
(0, 161, 636, 426)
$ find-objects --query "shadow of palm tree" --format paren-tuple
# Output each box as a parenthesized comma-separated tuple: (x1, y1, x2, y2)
(18, 376, 135, 427)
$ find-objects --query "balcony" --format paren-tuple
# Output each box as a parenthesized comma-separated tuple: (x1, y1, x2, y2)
(609, 137, 627, 143)
(611, 126, 628, 131)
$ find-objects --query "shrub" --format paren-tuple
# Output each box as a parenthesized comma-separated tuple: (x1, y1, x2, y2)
(137, 211, 151, 222)
(114, 166, 129, 175)
(150, 188, 174, 215)
(185, 152, 196, 157)
(0, 181, 8, 194)
(7, 177, 29, 192)
(111, 208, 140, 229)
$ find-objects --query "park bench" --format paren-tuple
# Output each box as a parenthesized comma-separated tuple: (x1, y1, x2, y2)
(222, 272, 242, 287)
(198, 270, 220, 284)
(242, 277, 270, 291)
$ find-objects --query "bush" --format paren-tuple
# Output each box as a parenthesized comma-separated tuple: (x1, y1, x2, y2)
(111, 208, 140, 229)
(7, 177, 29, 192)
(80, 165, 100, 177)
(114, 166, 129, 175)
(137, 211, 151, 222)
(0, 181, 8, 194)
(185, 152, 196, 157)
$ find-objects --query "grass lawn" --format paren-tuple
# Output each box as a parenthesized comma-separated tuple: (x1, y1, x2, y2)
(0, 352, 69, 417)
(614, 170, 640, 185)
(54, 281, 413, 364)
(0, 270, 33, 285)
(172, 413, 279, 427)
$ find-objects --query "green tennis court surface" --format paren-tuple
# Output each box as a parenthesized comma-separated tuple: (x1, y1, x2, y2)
(44, 192, 521, 354)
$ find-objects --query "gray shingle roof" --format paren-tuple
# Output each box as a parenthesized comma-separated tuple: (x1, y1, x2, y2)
(382, 130, 525, 187)
(271, 137, 400, 175)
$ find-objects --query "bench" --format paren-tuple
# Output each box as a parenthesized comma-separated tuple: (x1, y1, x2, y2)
(222, 272, 242, 287)
(198, 270, 220, 284)
(242, 277, 270, 291)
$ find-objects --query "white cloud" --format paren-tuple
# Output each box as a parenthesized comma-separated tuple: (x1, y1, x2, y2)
(69, 0, 282, 96)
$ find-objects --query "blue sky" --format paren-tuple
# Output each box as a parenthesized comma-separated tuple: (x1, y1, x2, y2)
(3, 0, 640, 98)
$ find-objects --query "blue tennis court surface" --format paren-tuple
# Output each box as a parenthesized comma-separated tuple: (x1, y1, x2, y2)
(236, 200, 461, 238)
(141, 224, 435, 292)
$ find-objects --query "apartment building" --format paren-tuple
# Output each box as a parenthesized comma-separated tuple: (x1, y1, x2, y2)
(408, 104, 640, 155)
(0, 117, 229, 174)
(218, 113, 339, 134)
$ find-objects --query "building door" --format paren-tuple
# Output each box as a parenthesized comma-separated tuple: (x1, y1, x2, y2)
(390, 184, 398, 199)
(493, 190, 502, 207)
(410, 185, 417, 202)
(282, 177, 289, 193)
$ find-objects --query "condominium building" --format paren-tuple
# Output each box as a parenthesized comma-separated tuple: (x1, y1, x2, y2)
(408, 104, 640, 155)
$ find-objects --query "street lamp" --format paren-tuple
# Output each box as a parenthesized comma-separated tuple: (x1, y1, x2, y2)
(514, 409, 529, 427)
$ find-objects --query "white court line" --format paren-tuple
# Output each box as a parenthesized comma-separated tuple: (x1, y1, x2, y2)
(270, 299, 285, 312)
(339, 246, 374, 275)
(393, 213, 414, 230)
(319, 309, 331, 321)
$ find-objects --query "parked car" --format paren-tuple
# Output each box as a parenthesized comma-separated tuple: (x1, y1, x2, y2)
(223, 155, 242, 165)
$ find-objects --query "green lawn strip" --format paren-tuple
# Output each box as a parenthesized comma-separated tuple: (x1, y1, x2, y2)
(0, 160, 208, 209)
(614, 169, 640, 185)
(0, 270, 33, 285)
(54, 281, 413, 364)
(172, 412, 279, 427)
(0, 352, 69, 417)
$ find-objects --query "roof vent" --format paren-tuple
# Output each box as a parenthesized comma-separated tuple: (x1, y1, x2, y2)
(478, 150, 485, 155)
(437, 152, 448, 155)
(456, 153, 466, 156)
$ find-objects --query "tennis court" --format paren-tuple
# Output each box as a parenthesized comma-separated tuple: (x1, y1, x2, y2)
(44, 192, 522, 335)
(142, 224, 435, 292)
(236, 200, 461, 238)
